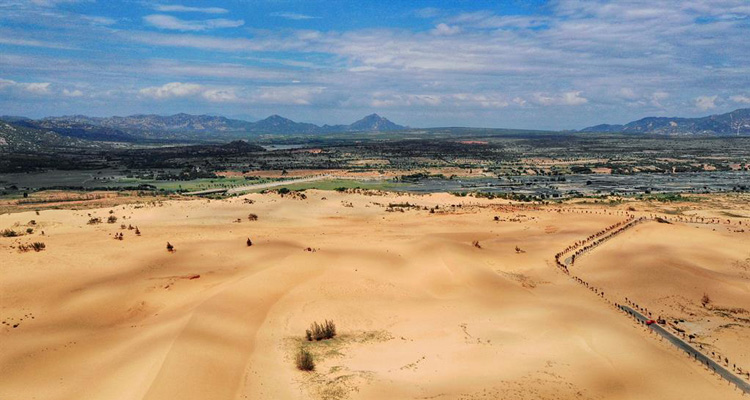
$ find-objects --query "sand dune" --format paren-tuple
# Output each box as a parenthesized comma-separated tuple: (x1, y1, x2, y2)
(1, 192, 746, 399)
(576, 220, 750, 369)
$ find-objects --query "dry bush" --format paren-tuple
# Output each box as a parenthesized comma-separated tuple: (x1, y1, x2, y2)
(1, 229, 19, 237)
(107, 215, 118, 224)
(701, 293, 711, 307)
(306, 319, 336, 341)
(295, 348, 315, 371)
(248, 213, 258, 221)
(88, 217, 102, 225)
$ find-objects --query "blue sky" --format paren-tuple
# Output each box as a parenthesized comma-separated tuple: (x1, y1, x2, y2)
(0, 0, 749, 129)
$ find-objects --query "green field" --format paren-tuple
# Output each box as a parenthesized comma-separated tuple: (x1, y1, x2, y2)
(115, 177, 276, 192)
(255, 178, 403, 193)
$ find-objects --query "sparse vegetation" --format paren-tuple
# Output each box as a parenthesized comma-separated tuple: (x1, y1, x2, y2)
(701, 293, 711, 307)
(88, 217, 102, 225)
(107, 215, 118, 223)
(295, 348, 315, 371)
(306, 319, 337, 341)
(248, 213, 258, 221)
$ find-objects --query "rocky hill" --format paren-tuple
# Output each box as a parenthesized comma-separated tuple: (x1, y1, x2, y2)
(581, 108, 750, 135)
(0, 120, 101, 152)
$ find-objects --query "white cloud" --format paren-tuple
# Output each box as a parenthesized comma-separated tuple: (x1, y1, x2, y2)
(0, 79, 16, 90)
(0, 36, 73, 49)
(369, 92, 509, 109)
(650, 91, 669, 107)
(139, 82, 203, 99)
(143, 14, 244, 31)
(618, 87, 638, 100)
(24, 82, 51, 95)
(63, 88, 84, 97)
(415, 8, 442, 19)
(81, 15, 116, 25)
(139, 82, 242, 103)
(29, 0, 89, 6)
(695, 95, 718, 110)
(730, 95, 750, 104)
(153, 5, 228, 14)
(202, 89, 237, 102)
(255, 86, 325, 105)
(0, 78, 52, 96)
(270, 12, 317, 20)
(431, 23, 461, 36)
(534, 91, 588, 106)
(0, 78, 55, 95)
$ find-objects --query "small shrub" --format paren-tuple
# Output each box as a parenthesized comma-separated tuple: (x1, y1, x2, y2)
(305, 319, 336, 341)
(26, 228, 34, 234)
(701, 293, 711, 307)
(19, 242, 45, 252)
(166, 242, 174, 252)
(248, 213, 258, 221)
(88, 217, 102, 225)
(1, 229, 19, 237)
(107, 216, 118, 224)
(295, 348, 315, 371)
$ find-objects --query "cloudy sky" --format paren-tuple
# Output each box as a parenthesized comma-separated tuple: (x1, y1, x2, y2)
(1, 0, 749, 129)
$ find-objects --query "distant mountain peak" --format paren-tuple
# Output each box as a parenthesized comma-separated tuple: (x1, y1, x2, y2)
(260, 114, 292, 122)
(348, 114, 405, 131)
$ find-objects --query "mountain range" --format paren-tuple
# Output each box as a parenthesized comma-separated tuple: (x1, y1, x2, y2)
(3, 108, 749, 153)
(0, 113, 407, 142)
(580, 108, 750, 135)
